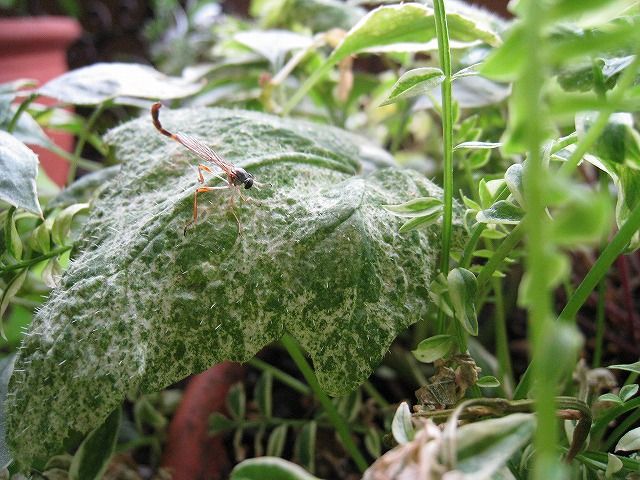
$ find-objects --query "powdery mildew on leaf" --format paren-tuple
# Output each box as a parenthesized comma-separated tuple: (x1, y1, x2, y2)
(7, 108, 457, 466)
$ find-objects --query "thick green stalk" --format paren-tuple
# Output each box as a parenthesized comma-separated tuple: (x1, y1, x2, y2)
(514, 201, 640, 399)
(476, 222, 525, 294)
(7, 93, 37, 133)
(517, 0, 558, 477)
(0, 246, 72, 275)
(280, 334, 368, 472)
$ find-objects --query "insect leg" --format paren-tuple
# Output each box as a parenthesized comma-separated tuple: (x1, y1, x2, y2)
(197, 164, 213, 183)
(183, 185, 230, 235)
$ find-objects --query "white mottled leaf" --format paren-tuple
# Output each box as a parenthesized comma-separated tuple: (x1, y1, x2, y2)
(7, 107, 462, 467)
(39, 63, 203, 105)
(0, 131, 43, 217)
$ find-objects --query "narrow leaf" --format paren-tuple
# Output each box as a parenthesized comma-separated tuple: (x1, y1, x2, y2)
(51, 203, 90, 247)
(210, 413, 236, 434)
(0, 131, 42, 217)
(266, 424, 288, 458)
(382, 196, 442, 217)
(4, 207, 23, 261)
(0, 269, 28, 341)
(597, 393, 623, 404)
(608, 361, 640, 374)
(294, 421, 316, 474)
(412, 335, 454, 363)
(447, 268, 478, 336)
(399, 209, 442, 233)
(391, 402, 414, 445)
(227, 383, 246, 421)
(254, 372, 273, 418)
(68, 407, 121, 480)
(454, 141, 502, 151)
(380, 68, 444, 106)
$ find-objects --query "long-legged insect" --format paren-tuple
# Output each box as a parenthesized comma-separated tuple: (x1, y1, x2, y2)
(151, 102, 258, 234)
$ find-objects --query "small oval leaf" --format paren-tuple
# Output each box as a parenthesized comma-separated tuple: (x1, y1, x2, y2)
(476, 376, 501, 388)
(619, 384, 638, 402)
(391, 402, 414, 445)
(476, 200, 524, 225)
(380, 67, 445, 106)
(266, 424, 288, 458)
(447, 268, 478, 336)
(412, 335, 455, 363)
(616, 426, 640, 452)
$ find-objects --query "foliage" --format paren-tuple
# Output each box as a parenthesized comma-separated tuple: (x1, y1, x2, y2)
(1, 0, 640, 478)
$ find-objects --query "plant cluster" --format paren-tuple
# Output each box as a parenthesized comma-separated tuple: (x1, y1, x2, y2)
(1, 0, 640, 478)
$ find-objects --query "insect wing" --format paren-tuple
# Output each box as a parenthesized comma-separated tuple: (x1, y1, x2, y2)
(175, 132, 234, 174)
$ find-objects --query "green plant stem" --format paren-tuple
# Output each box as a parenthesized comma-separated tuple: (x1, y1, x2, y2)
(476, 222, 524, 294)
(559, 55, 640, 175)
(247, 357, 311, 396)
(363, 381, 389, 408)
(593, 175, 610, 368)
(604, 407, 640, 452)
(68, 102, 108, 185)
(518, 0, 558, 476)
(50, 144, 103, 172)
(7, 93, 37, 133)
(280, 333, 368, 472)
(0, 246, 72, 275)
(492, 277, 514, 396)
(514, 201, 640, 399)
(433, 0, 455, 339)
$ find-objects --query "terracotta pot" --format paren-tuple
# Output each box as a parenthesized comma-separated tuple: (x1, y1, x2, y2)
(0, 16, 82, 186)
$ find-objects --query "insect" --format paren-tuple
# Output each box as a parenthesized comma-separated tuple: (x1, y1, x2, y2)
(151, 102, 259, 233)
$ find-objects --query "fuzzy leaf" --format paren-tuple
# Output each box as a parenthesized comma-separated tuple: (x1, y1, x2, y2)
(0, 355, 15, 470)
(6, 107, 459, 466)
(380, 68, 445, 106)
(39, 63, 203, 106)
(0, 131, 43, 217)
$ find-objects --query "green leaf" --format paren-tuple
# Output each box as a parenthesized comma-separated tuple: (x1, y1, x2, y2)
(51, 203, 90, 247)
(605, 452, 623, 478)
(364, 427, 381, 459)
(29, 219, 52, 254)
(231, 457, 320, 480)
(253, 0, 364, 32)
(227, 383, 246, 421)
(382, 196, 443, 217)
(380, 68, 445, 106)
(335, 389, 361, 423)
(39, 63, 203, 106)
(619, 384, 638, 402)
(454, 141, 502, 151)
(504, 163, 524, 207)
(455, 414, 536, 478)
(0, 104, 53, 149)
(576, 114, 640, 250)
(294, 421, 316, 474)
(476, 376, 500, 388)
(234, 30, 313, 67)
(4, 207, 23, 261)
(597, 393, 623, 404)
(615, 426, 640, 452)
(68, 407, 121, 480)
(0, 270, 28, 341)
(0, 355, 15, 470)
(0, 131, 43, 217)
(476, 201, 524, 225)
(551, 189, 612, 246)
(608, 361, 640, 374)
(7, 107, 460, 467)
(210, 413, 236, 434)
(547, 0, 635, 22)
(447, 268, 478, 336)
(481, 24, 527, 82)
(41, 257, 63, 289)
(254, 372, 273, 418)
(391, 402, 414, 445)
(266, 424, 288, 457)
(398, 210, 443, 233)
(412, 335, 455, 363)
(285, 3, 500, 112)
